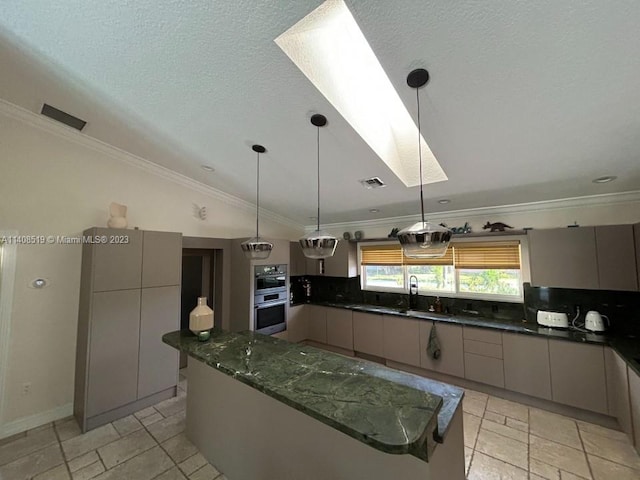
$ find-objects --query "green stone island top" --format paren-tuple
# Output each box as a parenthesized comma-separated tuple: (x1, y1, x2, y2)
(163, 329, 463, 462)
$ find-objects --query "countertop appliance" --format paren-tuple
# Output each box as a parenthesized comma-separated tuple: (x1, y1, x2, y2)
(254, 265, 287, 335)
(585, 310, 608, 332)
(537, 310, 569, 328)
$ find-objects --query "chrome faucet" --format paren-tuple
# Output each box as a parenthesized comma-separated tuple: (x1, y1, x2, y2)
(408, 275, 418, 310)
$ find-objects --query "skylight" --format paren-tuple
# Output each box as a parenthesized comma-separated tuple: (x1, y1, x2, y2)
(275, 0, 448, 188)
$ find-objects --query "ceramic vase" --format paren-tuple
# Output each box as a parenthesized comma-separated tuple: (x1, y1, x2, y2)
(190, 297, 214, 341)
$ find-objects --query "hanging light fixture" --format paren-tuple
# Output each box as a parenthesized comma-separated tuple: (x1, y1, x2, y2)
(299, 114, 338, 259)
(397, 69, 452, 258)
(241, 145, 273, 260)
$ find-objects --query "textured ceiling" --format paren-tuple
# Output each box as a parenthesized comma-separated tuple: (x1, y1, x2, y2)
(1, 0, 639, 225)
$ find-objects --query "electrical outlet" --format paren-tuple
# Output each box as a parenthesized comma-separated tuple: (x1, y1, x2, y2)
(22, 382, 31, 396)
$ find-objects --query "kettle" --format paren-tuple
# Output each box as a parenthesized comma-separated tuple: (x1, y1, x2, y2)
(585, 311, 609, 332)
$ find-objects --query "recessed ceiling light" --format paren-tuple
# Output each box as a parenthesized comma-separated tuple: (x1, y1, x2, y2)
(369, 208, 380, 213)
(201, 165, 215, 172)
(275, 0, 448, 188)
(592, 176, 617, 184)
(438, 199, 451, 204)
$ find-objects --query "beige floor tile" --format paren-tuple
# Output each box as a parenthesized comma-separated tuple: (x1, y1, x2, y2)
(0, 443, 64, 479)
(189, 463, 221, 480)
(486, 396, 529, 422)
(506, 417, 528, 433)
(33, 463, 71, 480)
(178, 453, 208, 476)
(481, 418, 528, 443)
(72, 460, 105, 480)
(530, 434, 591, 479)
(464, 397, 488, 417)
(529, 457, 560, 479)
(588, 454, 640, 480)
(531, 475, 549, 480)
(134, 406, 158, 420)
(141, 412, 164, 427)
(475, 428, 528, 469)
(484, 411, 506, 425)
(92, 446, 174, 480)
(530, 408, 582, 449)
(560, 471, 591, 480)
(0, 426, 58, 466)
(147, 411, 186, 444)
(467, 451, 528, 479)
(465, 389, 489, 403)
(0, 432, 26, 448)
(581, 431, 640, 470)
(112, 415, 143, 436)
(55, 418, 82, 442)
(98, 428, 156, 469)
(465, 447, 473, 475)
(61, 424, 119, 461)
(162, 433, 198, 464)
(156, 466, 188, 479)
(178, 377, 188, 392)
(155, 395, 187, 418)
(464, 413, 482, 448)
(576, 420, 629, 443)
(68, 451, 99, 472)
(28, 422, 54, 435)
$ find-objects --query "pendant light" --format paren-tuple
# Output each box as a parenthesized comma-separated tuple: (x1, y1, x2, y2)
(241, 145, 273, 259)
(299, 114, 338, 259)
(397, 69, 452, 258)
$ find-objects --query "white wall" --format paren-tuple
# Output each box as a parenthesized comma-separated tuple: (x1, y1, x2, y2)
(0, 102, 303, 435)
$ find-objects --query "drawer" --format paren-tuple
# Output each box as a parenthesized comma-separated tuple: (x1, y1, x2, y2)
(464, 353, 505, 388)
(464, 339, 503, 359)
(463, 326, 502, 345)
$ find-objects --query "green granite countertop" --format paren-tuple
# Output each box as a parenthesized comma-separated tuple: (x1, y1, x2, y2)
(163, 329, 463, 462)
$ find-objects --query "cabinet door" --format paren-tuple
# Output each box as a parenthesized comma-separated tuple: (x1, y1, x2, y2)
(87, 289, 140, 416)
(604, 348, 632, 438)
(383, 315, 420, 367)
(596, 225, 638, 291)
(629, 367, 640, 451)
(287, 305, 308, 343)
(307, 305, 327, 343)
(549, 340, 607, 414)
(528, 227, 598, 289)
(635, 223, 640, 291)
(305, 258, 320, 276)
(289, 242, 305, 277)
(142, 231, 182, 288)
(326, 308, 353, 350)
(352, 312, 384, 357)
(138, 286, 180, 399)
(92, 228, 143, 292)
(419, 323, 464, 378)
(464, 353, 505, 388)
(503, 333, 552, 400)
(323, 241, 357, 278)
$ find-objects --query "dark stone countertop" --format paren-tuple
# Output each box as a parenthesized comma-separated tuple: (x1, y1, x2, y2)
(163, 329, 464, 462)
(294, 300, 640, 377)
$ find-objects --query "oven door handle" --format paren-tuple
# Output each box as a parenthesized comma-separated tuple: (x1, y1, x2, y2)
(255, 300, 287, 309)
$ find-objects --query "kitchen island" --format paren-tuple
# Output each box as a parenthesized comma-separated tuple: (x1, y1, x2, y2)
(163, 329, 465, 480)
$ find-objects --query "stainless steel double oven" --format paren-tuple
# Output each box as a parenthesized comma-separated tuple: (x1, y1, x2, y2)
(254, 264, 287, 335)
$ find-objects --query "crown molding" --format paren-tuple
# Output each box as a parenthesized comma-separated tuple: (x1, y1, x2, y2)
(309, 190, 640, 232)
(0, 98, 303, 232)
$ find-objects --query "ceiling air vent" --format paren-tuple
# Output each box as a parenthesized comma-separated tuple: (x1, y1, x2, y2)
(41, 104, 87, 131)
(359, 177, 386, 189)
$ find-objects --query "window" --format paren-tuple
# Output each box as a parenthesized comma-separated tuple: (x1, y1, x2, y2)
(360, 240, 523, 301)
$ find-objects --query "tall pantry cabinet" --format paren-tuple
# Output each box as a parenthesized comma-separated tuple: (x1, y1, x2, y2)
(74, 227, 182, 432)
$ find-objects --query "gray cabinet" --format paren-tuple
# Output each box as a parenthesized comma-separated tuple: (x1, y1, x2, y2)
(307, 305, 327, 344)
(352, 312, 384, 357)
(323, 241, 358, 278)
(326, 307, 353, 350)
(503, 333, 552, 400)
(289, 242, 306, 277)
(549, 340, 607, 414)
(595, 225, 638, 291)
(604, 348, 633, 440)
(383, 316, 421, 367)
(419, 323, 464, 378)
(287, 305, 308, 343)
(528, 227, 599, 289)
(75, 227, 181, 432)
(628, 366, 640, 452)
(463, 327, 504, 388)
(635, 223, 640, 290)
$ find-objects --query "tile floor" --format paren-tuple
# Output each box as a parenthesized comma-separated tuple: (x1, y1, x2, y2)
(1, 371, 639, 480)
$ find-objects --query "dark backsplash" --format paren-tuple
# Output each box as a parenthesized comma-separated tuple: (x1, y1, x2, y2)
(291, 276, 640, 333)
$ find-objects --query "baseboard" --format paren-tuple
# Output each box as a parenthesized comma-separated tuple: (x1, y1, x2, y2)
(0, 403, 73, 440)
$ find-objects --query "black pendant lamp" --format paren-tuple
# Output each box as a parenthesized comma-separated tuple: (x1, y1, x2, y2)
(397, 69, 452, 258)
(241, 145, 273, 259)
(299, 114, 338, 259)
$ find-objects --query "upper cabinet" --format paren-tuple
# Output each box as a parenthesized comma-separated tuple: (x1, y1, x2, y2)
(142, 231, 182, 288)
(289, 241, 306, 276)
(92, 228, 143, 292)
(323, 241, 358, 278)
(529, 225, 638, 290)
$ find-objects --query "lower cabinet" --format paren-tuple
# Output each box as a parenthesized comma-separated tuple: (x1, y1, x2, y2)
(352, 312, 384, 357)
(326, 307, 353, 350)
(382, 316, 420, 367)
(307, 305, 327, 344)
(418, 323, 464, 378)
(463, 327, 504, 388)
(629, 366, 640, 452)
(503, 333, 552, 400)
(287, 305, 308, 343)
(604, 348, 633, 438)
(549, 340, 608, 414)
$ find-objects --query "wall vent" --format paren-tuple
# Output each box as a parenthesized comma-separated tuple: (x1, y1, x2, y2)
(359, 177, 386, 189)
(40, 104, 87, 131)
